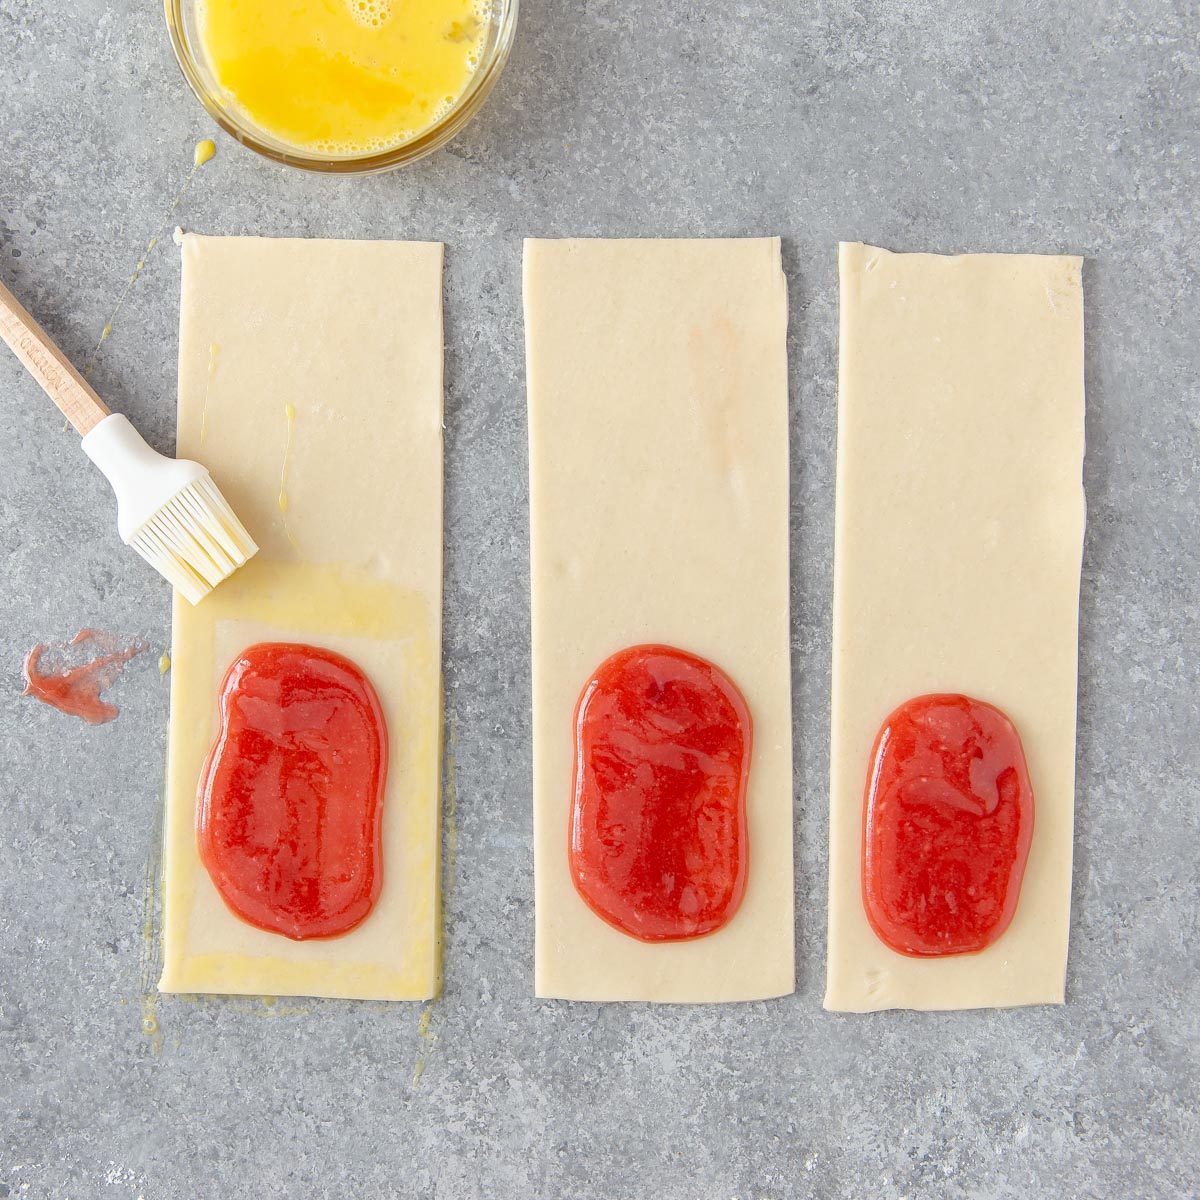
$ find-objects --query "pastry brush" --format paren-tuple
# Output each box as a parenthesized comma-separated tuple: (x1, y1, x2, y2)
(0, 277, 257, 604)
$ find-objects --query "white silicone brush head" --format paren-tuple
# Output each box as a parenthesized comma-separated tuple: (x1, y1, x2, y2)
(81, 414, 258, 604)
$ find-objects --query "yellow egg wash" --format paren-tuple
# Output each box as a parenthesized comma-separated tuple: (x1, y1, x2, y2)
(197, 0, 489, 156)
(193, 138, 217, 168)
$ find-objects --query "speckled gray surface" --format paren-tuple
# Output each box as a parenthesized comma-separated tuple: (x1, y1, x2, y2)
(1, 1, 1198, 1197)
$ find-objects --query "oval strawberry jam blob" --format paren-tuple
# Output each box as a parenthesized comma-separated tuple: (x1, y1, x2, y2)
(198, 642, 388, 940)
(862, 693, 1034, 957)
(569, 644, 753, 942)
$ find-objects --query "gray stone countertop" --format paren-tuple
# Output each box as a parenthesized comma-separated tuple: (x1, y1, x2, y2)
(1, 1, 1197, 1197)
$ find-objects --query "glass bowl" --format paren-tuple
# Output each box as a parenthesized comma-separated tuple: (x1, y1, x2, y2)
(164, 0, 518, 174)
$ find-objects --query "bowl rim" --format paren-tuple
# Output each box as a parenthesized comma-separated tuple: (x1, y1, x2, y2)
(164, 0, 519, 174)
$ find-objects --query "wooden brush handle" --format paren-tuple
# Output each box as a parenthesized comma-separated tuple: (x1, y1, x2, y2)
(0, 277, 111, 435)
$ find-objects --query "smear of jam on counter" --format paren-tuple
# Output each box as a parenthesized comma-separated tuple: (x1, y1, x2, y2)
(198, 642, 388, 940)
(21, 629, 148, 725)
(569, 644, 753, 942)
(862, 693, 1034, 957)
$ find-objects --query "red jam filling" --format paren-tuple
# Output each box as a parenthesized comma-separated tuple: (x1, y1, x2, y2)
(197, 642, 388, 940)
(21, 629, 146, 726)
(569, 644, 752, 942)
(862, 693, 1034, 957)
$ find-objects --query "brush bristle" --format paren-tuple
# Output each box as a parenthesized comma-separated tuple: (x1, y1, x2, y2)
(129, 476, 258, 604)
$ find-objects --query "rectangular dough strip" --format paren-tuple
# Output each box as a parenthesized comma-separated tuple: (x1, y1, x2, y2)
(525, 237, 795, 1003)
(160, 235, 444, 1001)
(826, 242, 1085, 1012)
